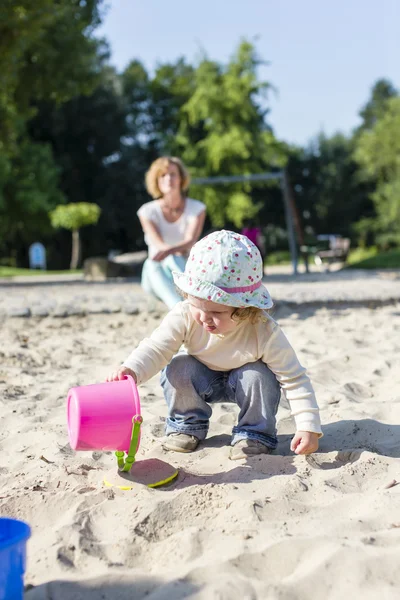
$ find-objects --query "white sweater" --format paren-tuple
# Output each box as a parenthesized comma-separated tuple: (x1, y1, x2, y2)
(123, 301, 322, 435)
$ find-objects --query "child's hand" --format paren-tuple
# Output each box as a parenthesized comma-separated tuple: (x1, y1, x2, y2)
(290, 431, 319, 455)
(106, 367, 137, 384)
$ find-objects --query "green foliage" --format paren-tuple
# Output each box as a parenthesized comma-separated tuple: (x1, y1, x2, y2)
(357, 79, 398, 132)
(3, 14, 398, 269)
(0, 0, 106, 265)
(286, 80, 400, 251)
(0, 267, 81, 277)
(0, 140, 64, 250)
(32, 68, 155, 260)
(149, 59, 195, 151)
(226, 192, 260, 228)
(175, 41, 286, 227)
(0, 0, 106, 150)
(50, 203, 101, 231)
(351, 217, 377, 247)
(346, 246, 379, 264)
(121, 57, 195, 153)
(264, 250, 291, 265)
(354, 97, 400, 246)
(287, 134, 373, 242)
(355, 97, 400, 180)
(346, 248, 400, 269)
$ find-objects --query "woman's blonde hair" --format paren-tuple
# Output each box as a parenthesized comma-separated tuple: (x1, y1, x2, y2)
(178, 290, 268, 324)
(145, 156, 191, 199)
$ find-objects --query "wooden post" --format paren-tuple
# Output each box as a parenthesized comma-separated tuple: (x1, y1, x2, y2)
(281, 170, 298, 275)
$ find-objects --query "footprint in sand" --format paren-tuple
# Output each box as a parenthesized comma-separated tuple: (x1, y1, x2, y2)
(4, 385, 26, 399)
(342, 382, 373, 402)
(151, 422, 165, 438)
(305, 450, 362, 470)
(57, 545, 76, 569)
(215, 403, 237, 426)
(217, 412, 237, 426)
(373, 360, 392, 377)
(57, 443, 75, 457)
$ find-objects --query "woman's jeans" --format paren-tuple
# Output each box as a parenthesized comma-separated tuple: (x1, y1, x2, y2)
(160, 355, 281, 448)
(141, 254, 187, 309)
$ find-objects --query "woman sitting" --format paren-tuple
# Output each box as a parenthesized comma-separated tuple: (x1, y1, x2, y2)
(138, 156, 206, 308)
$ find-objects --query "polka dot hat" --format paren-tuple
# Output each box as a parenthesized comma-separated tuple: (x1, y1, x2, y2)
(173, 230, 273, 309)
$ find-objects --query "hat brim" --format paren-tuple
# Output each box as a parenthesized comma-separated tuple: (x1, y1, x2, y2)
(172, 271, 273, 310)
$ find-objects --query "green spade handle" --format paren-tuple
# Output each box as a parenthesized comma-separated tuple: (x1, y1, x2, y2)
(115, 415, 142, 473)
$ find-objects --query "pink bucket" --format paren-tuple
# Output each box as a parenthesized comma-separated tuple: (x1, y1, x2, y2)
(67, 376, 141, 453)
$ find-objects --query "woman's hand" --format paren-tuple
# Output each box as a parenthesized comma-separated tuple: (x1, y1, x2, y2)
(152, 247, 172, 261)
(290, 431, 319, 455)
(106, 366, 137, 383)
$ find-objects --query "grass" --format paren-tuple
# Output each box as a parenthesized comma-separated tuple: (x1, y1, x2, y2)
(264, 251, 291, 265)
(263, 246, 400, 269)
(1, 246, 399, 276)
(346, 247, 400, 269)
(0, 267, 82, 278)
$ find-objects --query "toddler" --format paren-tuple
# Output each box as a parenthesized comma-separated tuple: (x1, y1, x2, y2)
(107, 230, 322, 460)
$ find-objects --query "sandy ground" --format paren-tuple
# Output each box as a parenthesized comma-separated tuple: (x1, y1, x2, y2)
(1, 286, 400, 599)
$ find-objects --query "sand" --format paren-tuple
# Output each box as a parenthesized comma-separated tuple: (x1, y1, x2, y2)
(1, 284, 400, 599)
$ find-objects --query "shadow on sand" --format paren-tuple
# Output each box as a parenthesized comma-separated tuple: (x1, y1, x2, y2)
(157, 418, 400, 488)
(25, 574, 199, 600)
(201, 419, 400, 459)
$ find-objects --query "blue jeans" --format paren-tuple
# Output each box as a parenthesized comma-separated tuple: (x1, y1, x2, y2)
(160, 355, 281, 448)
(141, 254, 187, 309)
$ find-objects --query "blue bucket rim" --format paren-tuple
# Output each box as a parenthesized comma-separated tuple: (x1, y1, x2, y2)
(0, 518, 31, 551)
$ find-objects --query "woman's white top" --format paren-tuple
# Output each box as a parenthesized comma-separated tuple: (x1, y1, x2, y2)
(137, 198, 206, 259)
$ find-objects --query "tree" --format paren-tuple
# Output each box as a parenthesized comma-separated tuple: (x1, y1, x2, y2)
(175, 40, 286, 227)
(354, 97, 400, 247)
(287, 134, 373, 242)
(149, 59, 196, 153)
(358, 79, 398, 133)
(50, 202, 101, 268)
(0, 0, 107, 150)
(0, 0, 107, 265)
(0, 140, 65, 261)
(121, 58, 195, 155)
(29, 65, 155, 260)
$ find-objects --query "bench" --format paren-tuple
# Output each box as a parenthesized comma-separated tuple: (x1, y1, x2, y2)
(83, 251, 148, 281)
(300, 236, 351, 272)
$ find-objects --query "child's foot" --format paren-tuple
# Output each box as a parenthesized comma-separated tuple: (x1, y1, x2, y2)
(163, 433, 200, 453)
(229, 439, 272, 460)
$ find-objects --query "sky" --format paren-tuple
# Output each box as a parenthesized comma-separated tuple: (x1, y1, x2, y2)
(96, 0, 400, 146)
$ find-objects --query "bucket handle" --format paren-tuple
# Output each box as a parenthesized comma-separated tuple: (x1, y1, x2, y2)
(115, 415, 142, 473)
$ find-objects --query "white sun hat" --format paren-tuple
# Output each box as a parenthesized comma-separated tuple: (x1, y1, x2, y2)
(172, 230, 273, 309)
